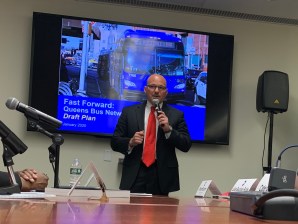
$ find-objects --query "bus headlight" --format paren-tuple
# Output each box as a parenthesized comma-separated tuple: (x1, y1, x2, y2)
(174, 83, 185, 89)
(124, 80, 136, 87)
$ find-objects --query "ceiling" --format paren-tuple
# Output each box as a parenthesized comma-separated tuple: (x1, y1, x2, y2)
(82, 0, 298, 26)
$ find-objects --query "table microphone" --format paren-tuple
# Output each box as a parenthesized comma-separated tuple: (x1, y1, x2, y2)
(5, 97, 62, 129)
(0, 120, 28, 155)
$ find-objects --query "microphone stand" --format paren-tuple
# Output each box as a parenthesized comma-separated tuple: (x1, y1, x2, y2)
(264, 112, 274, 173)
(27, 119, 64, 188)
(0, 143, 20, 194)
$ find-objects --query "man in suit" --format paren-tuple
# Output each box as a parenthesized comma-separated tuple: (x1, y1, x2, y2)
(0, 168, 49, 191)
(111, 74, 191, 195)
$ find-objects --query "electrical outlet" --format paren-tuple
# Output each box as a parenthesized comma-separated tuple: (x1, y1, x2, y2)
(104, 149, 112, 161)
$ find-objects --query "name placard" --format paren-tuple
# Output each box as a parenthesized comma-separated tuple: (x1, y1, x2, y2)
(195, 180, 221, 197)
(255, 174, 270, 192)
(230, 178, 259, 192)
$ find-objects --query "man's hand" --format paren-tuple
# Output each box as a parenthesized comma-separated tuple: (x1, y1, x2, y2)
(18, 169, 49, 191)
(157, 111, 171, 133)
(129, 130, 144, 148)
(18, 169, 38, 183)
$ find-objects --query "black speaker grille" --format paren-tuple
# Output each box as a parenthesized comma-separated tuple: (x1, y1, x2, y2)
(256, 70, 289, 113)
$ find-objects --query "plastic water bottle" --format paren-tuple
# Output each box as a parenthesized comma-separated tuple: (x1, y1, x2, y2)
(69, 158, 82, 187)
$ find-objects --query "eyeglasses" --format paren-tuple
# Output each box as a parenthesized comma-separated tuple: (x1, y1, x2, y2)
(147, 85, 167, 91)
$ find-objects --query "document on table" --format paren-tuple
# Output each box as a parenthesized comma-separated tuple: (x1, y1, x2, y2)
(0, 192, 56, 199)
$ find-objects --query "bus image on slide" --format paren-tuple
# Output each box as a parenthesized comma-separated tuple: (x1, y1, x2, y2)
(105, 29, 186, 103)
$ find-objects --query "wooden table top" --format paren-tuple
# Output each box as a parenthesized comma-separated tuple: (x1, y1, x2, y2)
(0, 196, 295, 224)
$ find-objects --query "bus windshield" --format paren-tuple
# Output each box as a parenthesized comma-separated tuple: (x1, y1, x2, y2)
(124, 48, 184, 76)
(124, 49, 153, 74)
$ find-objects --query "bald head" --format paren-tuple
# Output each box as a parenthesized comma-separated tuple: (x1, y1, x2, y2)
(147, 74, 167, 86)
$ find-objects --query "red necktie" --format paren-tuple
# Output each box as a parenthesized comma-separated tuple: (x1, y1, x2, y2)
(143, 106, 156, 167)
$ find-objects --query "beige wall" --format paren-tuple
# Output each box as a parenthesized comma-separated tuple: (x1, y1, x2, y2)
(0, 0, 297, 197)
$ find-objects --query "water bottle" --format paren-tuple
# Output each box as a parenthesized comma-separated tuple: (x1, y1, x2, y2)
(69, 158, 82, 187)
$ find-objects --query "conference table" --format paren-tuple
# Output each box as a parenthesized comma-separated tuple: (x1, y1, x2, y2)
(0, 194, 294, 224)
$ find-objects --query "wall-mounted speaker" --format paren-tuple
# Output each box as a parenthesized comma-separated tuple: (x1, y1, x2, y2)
(256, 70, 289, 113)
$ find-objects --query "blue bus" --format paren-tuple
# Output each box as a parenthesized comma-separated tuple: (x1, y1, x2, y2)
(107, 30, 186, 102)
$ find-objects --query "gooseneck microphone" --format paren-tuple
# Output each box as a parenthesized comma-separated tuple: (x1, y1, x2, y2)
(275, 144, 298, 168)
(5, 97, 62, 129)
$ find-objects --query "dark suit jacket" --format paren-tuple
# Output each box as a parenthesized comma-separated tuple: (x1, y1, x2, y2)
(0, 171, 21, 188)
(110, 101, 191, 194)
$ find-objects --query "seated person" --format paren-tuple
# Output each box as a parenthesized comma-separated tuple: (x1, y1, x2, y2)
(0, 168, 49, 191)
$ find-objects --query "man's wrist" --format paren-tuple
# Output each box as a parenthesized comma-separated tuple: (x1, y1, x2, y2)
(165, 125, 172, 133)
(128, 139, 135, 148)
(128, 139, 134, 154)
